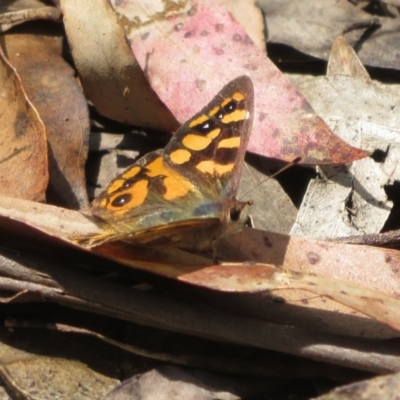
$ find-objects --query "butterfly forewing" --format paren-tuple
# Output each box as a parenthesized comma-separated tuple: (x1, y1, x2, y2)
(164, 76, 254, 200)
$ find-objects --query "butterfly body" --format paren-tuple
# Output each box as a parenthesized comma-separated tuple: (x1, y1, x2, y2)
(77, 76, 254, 251)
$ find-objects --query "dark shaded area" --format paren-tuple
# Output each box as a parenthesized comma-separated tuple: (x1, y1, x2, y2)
(382, 181, 400, 232)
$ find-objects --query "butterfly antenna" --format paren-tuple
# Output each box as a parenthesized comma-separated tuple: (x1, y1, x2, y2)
(240, 157, 301, 200)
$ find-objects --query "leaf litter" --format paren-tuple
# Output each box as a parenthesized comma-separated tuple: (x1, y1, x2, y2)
(290, 36, 400, 239)
(0, 0, 400, 398)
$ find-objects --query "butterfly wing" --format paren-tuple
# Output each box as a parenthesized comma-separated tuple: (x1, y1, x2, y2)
(164, 75, 254, 201)
(76, 76, 254, 247)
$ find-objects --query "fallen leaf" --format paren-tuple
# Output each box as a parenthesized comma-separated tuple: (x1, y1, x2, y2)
(315, 370, 400, 400)
(289, 37, 400, 239)
(261, 0, 400, 70)
(223, 228, 400, 297)
(0, 46, 48, 201)
(0, 216, 399, 374)
(2, 22, 90, 209)
(327, 35, 369, 78)
(262, 0, 372, 56)
(105, 365, 271, 400)
(0, 194, 398, 335)
(59, 0, 367, 164)
(60, 0, 179, 132)
(0, 1, 61, 33)
(0, 195, 100, 240)
(0, 328, 119, 399)
(178, 261, 400, 333)
(112, 0, 366, 164)
(225, 0, 266, 52)
(345, 17, 400, 70)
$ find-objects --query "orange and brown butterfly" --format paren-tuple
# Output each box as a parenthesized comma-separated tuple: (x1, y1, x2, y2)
(74, 75, 254, 251)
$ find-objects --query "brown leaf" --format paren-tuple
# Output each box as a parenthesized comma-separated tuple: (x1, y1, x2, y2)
(1, 195, 400, 334)
(0, 328, 119, 399)
(2, 23, 90, 209)
(0, 46, 47, 201)
(0, 195, 100, 240)
(0, 1, 61, 33)
(327, 36, 370, 79)
(60, 0, 179, 132)
(178, 262, 400, 334)
(223, 228, 400, 297)
(225, 0, 266, 52)
(0, 216, 399, 374)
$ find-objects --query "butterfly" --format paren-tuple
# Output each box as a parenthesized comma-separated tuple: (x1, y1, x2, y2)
(75, 75, 254, 252)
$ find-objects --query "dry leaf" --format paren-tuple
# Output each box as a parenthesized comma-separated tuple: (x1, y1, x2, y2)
(2, 23, 90, 209)
(59, 0, 367, 164)
(0, 213, 399, 374)
(112, 0, 365, 164)
(345, 17, 400, 70)
(60, 0, 178, 132)
(225, 0, 266, 52)
(0, 46, 48, 201)
(262, 1, 370, 59)
(1, 194, 398, 336)
(263, 0, 400, 70)
(327, 36, 369, 79)
(0, 1, 61, 33)
(0, 328, 119, 399)
(178, 261, 400, 334)
(238, 160, 297, 234)
(106, 365, 272, 400)
(290, 37, 400, 238)
(315, 370, 400, 400)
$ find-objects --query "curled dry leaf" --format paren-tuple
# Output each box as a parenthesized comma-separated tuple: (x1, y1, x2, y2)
(90, 227, 400, 336)
(223, 228, 400, 298)
(0, 195, 101, 240)
(179, 262, 400, 334)
(0, 47, 47, 201)
(0, 1, 61, 33)
(0, 195, 398, 335)
(2, 23, 90, 209)
(1, 198, 400, 373)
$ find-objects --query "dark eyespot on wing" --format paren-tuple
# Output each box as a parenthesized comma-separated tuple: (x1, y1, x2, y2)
(198, 119, 216, 133)
(111, 193, 132, 207)
(122, 179, 135, 188)
(216, 110, 225, 119)
(223, 100, 237, 113)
